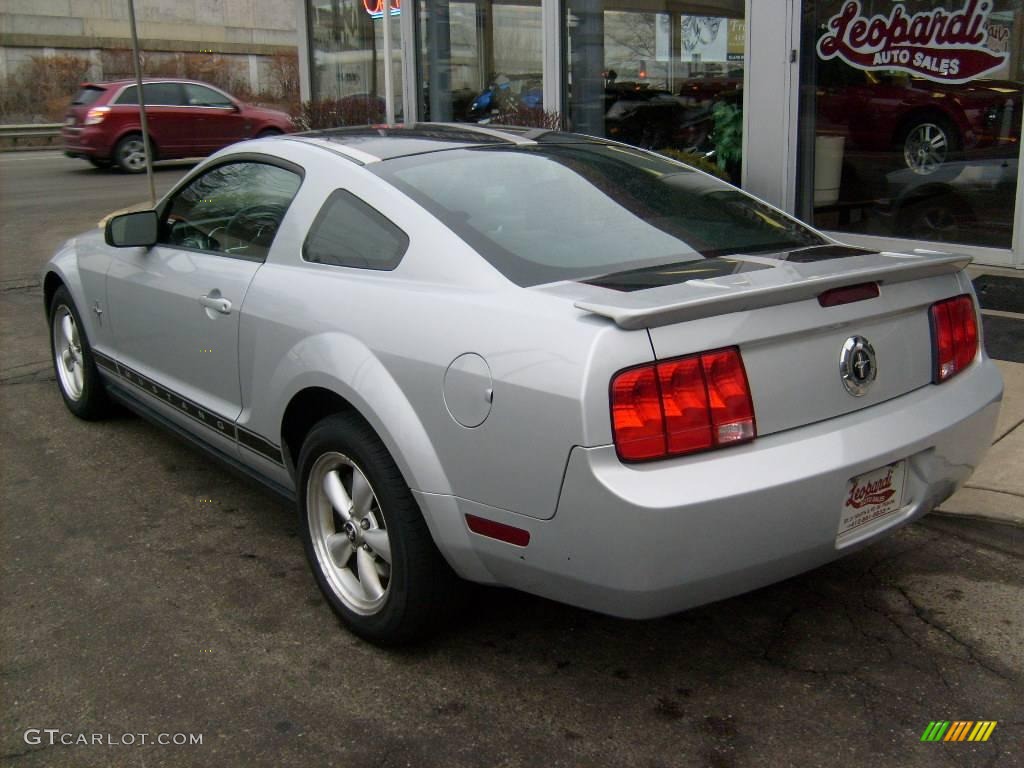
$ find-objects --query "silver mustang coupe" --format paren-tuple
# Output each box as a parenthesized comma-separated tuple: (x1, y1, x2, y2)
(44, 125, 1003, 644)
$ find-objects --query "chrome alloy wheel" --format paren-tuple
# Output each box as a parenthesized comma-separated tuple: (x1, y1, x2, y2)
(903, 123, 948, 175)
(118, 137, 147, 172)
(307, 452, 392, 615)
(53, 306, 85, 401)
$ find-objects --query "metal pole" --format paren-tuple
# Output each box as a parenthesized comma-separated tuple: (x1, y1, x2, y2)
(127, 0, 156, 206)
(382, 0, 396, 124)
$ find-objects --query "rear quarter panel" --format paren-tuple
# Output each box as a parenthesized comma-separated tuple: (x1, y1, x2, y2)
(236, 141, 654, 520)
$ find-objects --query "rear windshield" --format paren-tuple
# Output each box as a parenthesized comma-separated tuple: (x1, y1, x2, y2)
(71, 86, 105, 106)
(371, 144, 826, 286)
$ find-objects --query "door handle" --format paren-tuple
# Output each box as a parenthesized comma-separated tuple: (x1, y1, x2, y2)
(199, 294, 232, 315)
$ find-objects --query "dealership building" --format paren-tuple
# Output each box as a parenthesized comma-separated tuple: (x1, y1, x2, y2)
(297, 0, 1024, 269)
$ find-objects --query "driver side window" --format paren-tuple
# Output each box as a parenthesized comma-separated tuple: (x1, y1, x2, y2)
(161, 161, 302, 260)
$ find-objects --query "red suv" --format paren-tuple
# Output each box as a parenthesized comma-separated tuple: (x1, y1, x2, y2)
(62, 79, 295, 172)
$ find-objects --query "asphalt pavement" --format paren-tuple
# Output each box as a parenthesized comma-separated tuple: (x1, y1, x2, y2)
(1, 152, 1022, 768)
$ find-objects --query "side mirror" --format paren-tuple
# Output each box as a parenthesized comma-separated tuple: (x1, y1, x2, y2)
(105, 210, 158, 248)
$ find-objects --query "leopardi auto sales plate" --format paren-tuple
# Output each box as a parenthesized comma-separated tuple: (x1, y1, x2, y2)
(838, 461, 907, 539)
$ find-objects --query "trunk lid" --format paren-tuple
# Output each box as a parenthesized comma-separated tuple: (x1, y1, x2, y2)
(542, 247, 971, 437)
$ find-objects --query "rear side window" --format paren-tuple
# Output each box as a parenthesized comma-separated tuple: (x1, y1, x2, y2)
(303, 190, 409, 271)
(71, 86, 105, 106)
(115, 82, 185, 106)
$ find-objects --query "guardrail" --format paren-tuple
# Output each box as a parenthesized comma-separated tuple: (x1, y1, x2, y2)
(0, 123, 63, 150)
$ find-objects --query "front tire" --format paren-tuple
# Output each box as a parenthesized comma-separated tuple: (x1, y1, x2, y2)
(297, 413, 458, 645)
(87, 157, 113, 169)
(48, 286, 112, 420)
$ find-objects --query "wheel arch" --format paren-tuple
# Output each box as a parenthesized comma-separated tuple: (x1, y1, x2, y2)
(43, 270, 66, 314)
(276, 368, 453, 500)
(280, 386, 362, 476)
(42, 259, 87, 323)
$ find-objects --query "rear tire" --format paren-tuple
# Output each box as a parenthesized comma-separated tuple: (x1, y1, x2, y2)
(48, 286, 113, 420)
(114, 133, 150, 173)
(297, 413, 460, 645)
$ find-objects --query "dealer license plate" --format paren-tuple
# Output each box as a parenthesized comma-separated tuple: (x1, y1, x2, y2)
(837, 461, 907, 538)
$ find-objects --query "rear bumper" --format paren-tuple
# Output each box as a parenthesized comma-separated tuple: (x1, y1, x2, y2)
(62, 126, 109, 159)
(420, 357, 1002, 618)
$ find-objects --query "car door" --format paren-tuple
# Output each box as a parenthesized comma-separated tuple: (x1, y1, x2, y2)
(114, 82, 193, 156)
(183, 83, 252, 153)
(105, 159, 302, 455)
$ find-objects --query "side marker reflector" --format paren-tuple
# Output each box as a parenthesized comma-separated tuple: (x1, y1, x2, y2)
(465, 514, 531, 547)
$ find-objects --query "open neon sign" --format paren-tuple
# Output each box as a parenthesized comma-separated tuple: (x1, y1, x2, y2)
(363, 0, 401, 18)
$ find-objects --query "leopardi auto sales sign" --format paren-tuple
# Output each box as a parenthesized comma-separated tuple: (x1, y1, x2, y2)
(817, 0, 1009, 84)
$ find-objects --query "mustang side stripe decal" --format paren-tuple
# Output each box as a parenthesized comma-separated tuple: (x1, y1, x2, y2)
(236, 426, 286, 464)
(92, 350, 284, 466)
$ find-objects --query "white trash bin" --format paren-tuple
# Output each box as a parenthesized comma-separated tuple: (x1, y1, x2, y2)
(814, 135, 846, 207)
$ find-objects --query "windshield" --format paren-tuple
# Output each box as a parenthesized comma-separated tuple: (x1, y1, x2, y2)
(372, 143, 826, 286)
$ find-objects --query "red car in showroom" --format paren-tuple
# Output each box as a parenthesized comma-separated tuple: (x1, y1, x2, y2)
(816, 60, 1022, 175)
(62, 78, 294, 172)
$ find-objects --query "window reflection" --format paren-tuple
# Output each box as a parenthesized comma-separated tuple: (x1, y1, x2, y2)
(797, 0, 1022, 250)
(307, 0, 402, 121)
(417, 0, 544, 123)
(565, 0, 745, 180)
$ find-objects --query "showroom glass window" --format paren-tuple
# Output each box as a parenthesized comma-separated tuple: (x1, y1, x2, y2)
(564, 0, 745, 182)
(414, 0, 543, 123)
(307, 0, 403, 121)
(797, 0, 1023, 250)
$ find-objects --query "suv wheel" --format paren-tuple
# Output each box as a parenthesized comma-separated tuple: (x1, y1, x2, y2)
(114, 134, 149, 173)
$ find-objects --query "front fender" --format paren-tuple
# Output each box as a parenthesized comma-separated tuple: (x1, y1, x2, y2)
(42, 233, 112, 352)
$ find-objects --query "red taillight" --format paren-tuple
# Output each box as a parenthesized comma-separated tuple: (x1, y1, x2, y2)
(611, 364, 666, 460)
(930, 294, 979, 383)
(702, 349, 757, 446)
(611, 347, 756, 462)
(84, 106, 109, 125)
(659, 356, 713, 454)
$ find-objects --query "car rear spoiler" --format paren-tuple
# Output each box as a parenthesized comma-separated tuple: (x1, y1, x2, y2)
(573, 252, 971, 330)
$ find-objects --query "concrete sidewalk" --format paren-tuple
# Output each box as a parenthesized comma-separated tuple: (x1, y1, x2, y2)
(935, 267, 1024, 528)
(937, 359, 1024, 526)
